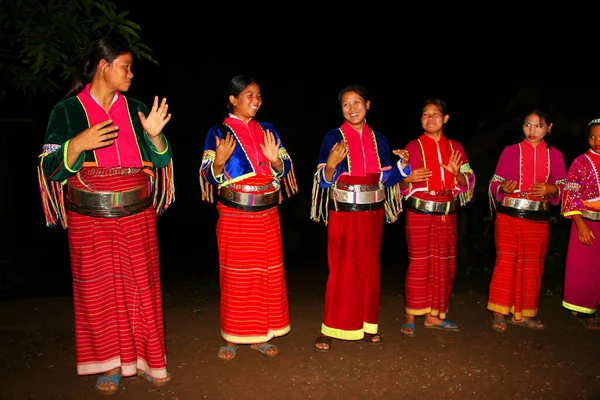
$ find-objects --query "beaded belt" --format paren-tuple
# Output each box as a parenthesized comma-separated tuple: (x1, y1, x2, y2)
(405, 196, 456, 215)
(497, 197, 550, 221)
(218, 182, 280, 211)
(67, 184, 153, 218)
(582, 209, 600, 221)
(329, 183, 385, 212)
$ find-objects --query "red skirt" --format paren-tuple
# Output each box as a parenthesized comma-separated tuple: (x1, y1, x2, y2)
(321, 208, 384, 340)
(216, 203, 290, 344)
(404, 209, 457, 319)
(68, 171, 166, 378)
(487, 212, 549, 319)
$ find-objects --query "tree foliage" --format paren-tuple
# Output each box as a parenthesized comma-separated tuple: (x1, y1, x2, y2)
(0, 0, 156, 104)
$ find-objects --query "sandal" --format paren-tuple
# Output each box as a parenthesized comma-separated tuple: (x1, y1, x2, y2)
(362, 333, 382, 344)
(95, 373, 121, 396)
(491, 316, 507, 333)
(400, 323, 416, 337)
(137, 370, 171, 387)
(424, 320, 461, 332)
(313, 335, 332, 352)
(400, 323, 417, 337)
(217, 344, 238, 360)
(578, 316, 600, 331)
(507, 317, 545, 330)
(250, 342, 279, 357)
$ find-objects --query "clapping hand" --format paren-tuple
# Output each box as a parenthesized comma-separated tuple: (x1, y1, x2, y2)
(326, 140, 349, 169)
(260, 129, 281, 164)
(139, 96, 171, 138)
(215, 132, 236, 166)
(393, 149, 410, 169)
(405, 167, 432, 183)
(500, 180, 518, 194)
(440, 150, 463, 177)
(76, 119, 120, 151)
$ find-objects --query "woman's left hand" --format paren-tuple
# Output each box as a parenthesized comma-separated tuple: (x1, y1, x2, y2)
(530, 182, 557, 198)
(139, 96, 171, 138)
(440, 150, 463, 177)
(260, 129, 281, 163)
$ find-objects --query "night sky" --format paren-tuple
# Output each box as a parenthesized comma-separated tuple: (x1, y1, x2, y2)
(4, 1, 600, 298)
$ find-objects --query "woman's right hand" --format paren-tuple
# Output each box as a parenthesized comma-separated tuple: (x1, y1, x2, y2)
(74, 119, 120, 152)
(404, 167, 432, 183)
(213, 132, 236, 174)
(500, 180, 518, 194)
(326, 140, 348, 169)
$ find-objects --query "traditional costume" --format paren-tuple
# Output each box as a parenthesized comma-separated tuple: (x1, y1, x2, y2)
(310, 121, 410, 340)
(37, 84, 175, 379)
(200, 115, 297, 344)
(401, 133, 475, 320)
(487, 140, 566, 319)
(561, 149, 600, 315)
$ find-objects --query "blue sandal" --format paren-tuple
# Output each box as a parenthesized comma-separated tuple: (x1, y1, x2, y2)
(424, 320, 461, 332)
(95, 373, 121, 396)
(401, 323, 416, 337)
(250, 342, 279, 357)
(137, 370, 171, 387)
(217, 344, 238, 360)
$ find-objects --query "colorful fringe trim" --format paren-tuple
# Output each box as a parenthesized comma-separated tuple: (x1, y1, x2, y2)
(199, 149, 298, 204)
(37, 156, 68, 229)
(310, 167, 403, 225)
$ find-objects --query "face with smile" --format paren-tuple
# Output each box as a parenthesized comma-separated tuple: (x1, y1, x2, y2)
(522, 113, 551, 147)
(101, 53, 133, 93)
(421, 103, 448, 135)
(230, 83, 262, 123)
(341, 91, 369, 131)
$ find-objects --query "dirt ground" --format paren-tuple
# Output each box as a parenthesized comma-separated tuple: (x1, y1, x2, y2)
(2, 247, 600, 400)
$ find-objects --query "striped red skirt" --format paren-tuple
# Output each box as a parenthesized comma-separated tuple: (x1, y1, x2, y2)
(216, 202, 290, 344)
(68, 171, 167, 378)
(321, 208, 384, 340)
(487, 212, 549, 319)
(404, 209, 457, 319)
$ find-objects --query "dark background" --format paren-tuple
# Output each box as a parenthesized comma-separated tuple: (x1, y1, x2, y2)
(2, 2, 600, 299)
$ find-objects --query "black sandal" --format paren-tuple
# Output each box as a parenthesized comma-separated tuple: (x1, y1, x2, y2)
(313, 335, 332, 352)
(362, 333, 382, 344)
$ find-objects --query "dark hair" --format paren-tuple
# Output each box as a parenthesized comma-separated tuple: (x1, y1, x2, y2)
(65, 36, 131, 98)
(520, 108, 554, 148)
(422, 98, 449, 115)
(585, 118, 600, 137)
(226, 75, 258, 110)
(338, 84, 369, 104)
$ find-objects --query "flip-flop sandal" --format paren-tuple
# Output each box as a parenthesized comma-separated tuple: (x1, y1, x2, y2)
(578, 316, 600, 331)
(95, 373, 121, 396)
(507, 318, 545, 330)
(424, 320, 461, 332)
(400, 323, 416, 337)
(250, 342, 279, 357)
(491, 317, 507, 333)
(313, 335, 332, 352)
(137, 370, 172, 387)
(217, 344, 238, 360)
(362, 333, 382, 344)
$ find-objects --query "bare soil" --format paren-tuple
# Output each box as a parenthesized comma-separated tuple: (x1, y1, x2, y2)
(2, 248, 600, 400)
